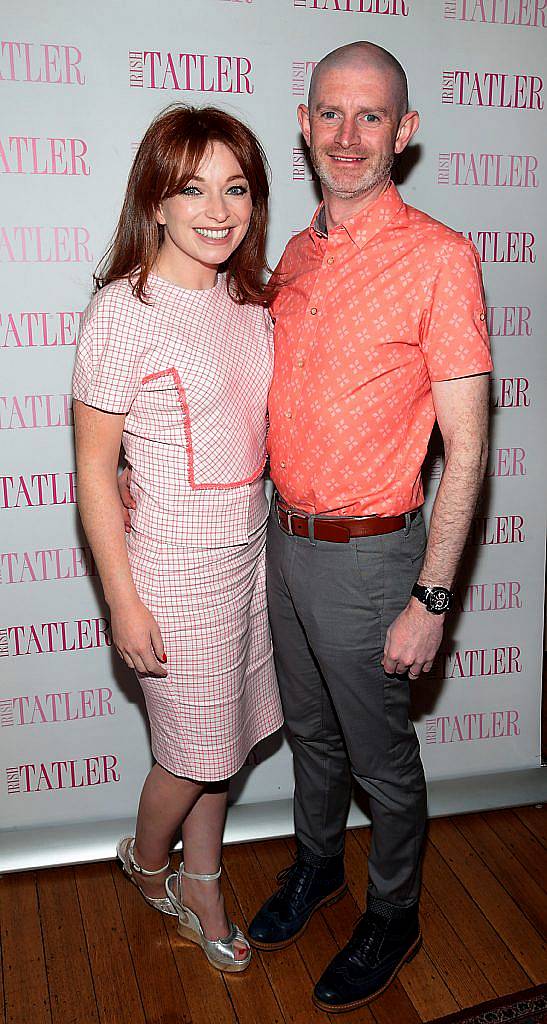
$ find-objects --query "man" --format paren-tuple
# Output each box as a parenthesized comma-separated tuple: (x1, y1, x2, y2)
(247, 42, 492, 1012)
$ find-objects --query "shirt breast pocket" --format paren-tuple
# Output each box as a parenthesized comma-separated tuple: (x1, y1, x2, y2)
(139, 368, 187, 442)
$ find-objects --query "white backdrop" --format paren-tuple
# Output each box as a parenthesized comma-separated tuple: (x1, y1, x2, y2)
(1, 0, 546, 869)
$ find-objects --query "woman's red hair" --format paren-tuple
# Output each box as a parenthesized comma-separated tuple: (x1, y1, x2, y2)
(94, 104, 272, 305)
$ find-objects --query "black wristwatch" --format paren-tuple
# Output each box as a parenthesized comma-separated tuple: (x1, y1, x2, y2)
(411, 583, 454, 614)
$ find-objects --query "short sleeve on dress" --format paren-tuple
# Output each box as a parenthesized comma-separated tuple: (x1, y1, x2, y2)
(419, 239, 493, 382)
(72, 284, 144, 414)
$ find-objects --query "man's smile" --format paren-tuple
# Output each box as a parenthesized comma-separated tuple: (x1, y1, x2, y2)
(329, 154, 367, 162)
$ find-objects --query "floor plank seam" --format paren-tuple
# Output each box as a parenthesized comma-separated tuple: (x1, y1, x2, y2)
(33, 870, 54, 1024)
(223, 847, 287, 1024)
(108, 861, 149, 1024)
(427, 828, 536, 988)
(514, 807, 546, 848)
(70, 866, 101, 1024)
(450, 815, 547, 951)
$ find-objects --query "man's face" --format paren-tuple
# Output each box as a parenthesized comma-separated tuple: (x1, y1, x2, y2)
(299, 64, 412, 201)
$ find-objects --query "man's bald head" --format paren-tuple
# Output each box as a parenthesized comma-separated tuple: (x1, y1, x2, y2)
(309, 42, 409, 121)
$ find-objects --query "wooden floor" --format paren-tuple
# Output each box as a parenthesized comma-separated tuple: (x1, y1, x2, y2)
(1, 806, 546, 1024)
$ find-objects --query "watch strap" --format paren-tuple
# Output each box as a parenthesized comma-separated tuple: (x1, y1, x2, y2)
(411, 583, 454, 613)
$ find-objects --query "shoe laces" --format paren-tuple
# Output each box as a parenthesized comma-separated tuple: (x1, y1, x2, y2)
(275, 860, 318, 907)
(349, 914, 385, 966)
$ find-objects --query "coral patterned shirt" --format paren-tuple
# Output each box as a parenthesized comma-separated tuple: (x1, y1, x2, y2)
(268, 182, 492, 517)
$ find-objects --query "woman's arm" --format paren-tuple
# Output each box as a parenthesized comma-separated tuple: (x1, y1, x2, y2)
(74, 400, 167, 676)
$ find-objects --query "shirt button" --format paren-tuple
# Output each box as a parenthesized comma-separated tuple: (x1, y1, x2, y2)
(327, 257, 334, 265)
(286, 410, 292, 419)
(297, 357, 304, 367)
(310, 307, 317, 315)
(280, 461, 286, 469)
(479, 312, 486, 321)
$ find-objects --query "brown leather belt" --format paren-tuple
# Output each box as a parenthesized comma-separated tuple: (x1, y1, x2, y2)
(275, 497, 416, 543)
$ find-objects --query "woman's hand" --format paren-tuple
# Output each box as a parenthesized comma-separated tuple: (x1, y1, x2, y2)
(118, 467, 135, 533)
(110, 595, 168, 677)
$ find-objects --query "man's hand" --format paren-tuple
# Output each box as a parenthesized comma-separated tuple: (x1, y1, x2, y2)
(110, 593, 168, 677)
(382, 598, 444, 679)
(118, 467, 135, 533)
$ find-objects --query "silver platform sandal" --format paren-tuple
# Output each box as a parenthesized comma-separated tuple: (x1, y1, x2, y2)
(165, 862, 252, 972)
(116, 836, 177, 916)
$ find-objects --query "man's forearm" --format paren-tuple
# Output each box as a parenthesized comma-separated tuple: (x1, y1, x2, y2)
(417, 441, 488, 590)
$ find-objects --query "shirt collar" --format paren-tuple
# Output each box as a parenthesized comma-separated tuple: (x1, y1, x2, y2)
(309, 181, 406, 251)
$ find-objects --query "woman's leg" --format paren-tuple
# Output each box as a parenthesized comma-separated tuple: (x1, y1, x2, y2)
(132, 762, 204, 897)
(131, 765, 247, 958)
(181, 784, 247, 958)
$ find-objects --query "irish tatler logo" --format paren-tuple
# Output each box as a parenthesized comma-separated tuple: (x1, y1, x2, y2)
(292, 60, 317, 97)
(433, 645, 522, 679)
(455, 580, 522, 612)
(487, 306, 532, 338)
(425, 710, 520, 744)
(0, 226, 92, 263)
(128, 50, 254, 93)
(0, 394, 73, 429)
(292, 147, 314, 181)
(444, 0, 546, 27)
(464, 230, 535, 263)
(491, 377, 530, 408)
(293, 0, 409, 14)
(0, 472, 77, 509)
(6, 755, 120, 794)
(438, 152, 539, 187)
(486, 448, 526, 478)
(0, 688, 114, 726)
(0, 136, 90, 175)
(0, 616, 111, 657)
(0, 546, 96, 584)
(466, 514, 525, 546)
(0, 41, 85, 85)
(441, 70, 543, 108)
(1, 310, 81, 349)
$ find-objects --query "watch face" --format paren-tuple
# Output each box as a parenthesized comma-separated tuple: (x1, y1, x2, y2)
(428, 589, 451, 612)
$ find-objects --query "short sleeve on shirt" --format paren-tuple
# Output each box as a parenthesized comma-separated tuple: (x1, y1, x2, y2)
(269, 246, 295, 321)
(419, 239, 493, 382)
(72, 284, 144, 414)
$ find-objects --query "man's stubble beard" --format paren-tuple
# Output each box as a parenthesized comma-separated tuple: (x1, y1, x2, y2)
(309, 145, 395, 200)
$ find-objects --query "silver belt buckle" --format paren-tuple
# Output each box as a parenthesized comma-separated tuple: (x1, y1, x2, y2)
(276, 497, 294, 536)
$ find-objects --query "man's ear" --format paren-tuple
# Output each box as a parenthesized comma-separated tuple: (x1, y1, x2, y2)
(297, 104, 311, 147)
(394, 110, 420, 155)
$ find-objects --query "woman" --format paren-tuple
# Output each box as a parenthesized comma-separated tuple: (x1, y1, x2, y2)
(72, 105, 283, 972)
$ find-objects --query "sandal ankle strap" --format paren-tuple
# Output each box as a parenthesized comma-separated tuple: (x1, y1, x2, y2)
(129, 840, 170, 876)
(181, 861, 221, 881)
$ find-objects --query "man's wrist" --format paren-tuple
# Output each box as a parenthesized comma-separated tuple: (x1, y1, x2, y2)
(409, 595, 446, 622)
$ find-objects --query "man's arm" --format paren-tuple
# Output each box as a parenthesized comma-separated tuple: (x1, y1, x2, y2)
(382, 372, 489, 679)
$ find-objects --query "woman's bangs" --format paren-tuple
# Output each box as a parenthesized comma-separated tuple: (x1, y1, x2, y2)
(161, 136, 212, 200)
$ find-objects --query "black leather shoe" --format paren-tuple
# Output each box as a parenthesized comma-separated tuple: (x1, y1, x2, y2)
(313, 896, 422, 1012)
(248, 840, 347, 950)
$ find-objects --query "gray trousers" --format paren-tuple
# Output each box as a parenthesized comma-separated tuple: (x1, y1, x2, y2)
(266, 501, 428, 907)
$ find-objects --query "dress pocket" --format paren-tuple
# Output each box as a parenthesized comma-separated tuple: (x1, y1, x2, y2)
(141, 366, 267, 491)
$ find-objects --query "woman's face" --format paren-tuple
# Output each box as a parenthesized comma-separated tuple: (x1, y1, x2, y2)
(156, 141, 253, 280)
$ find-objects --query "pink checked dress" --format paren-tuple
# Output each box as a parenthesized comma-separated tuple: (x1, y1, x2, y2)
(72, 273, 283, 780)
